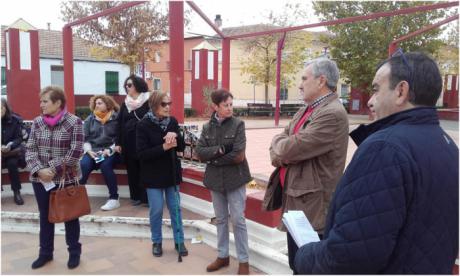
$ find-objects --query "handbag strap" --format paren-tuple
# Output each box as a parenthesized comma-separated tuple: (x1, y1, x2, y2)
(58, 165, 80, 189)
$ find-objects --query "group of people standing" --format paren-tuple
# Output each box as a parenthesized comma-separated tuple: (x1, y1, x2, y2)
(2, 50, 458, 274)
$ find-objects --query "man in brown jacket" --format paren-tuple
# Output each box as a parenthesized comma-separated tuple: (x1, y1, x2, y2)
(269, 57, 349, 274)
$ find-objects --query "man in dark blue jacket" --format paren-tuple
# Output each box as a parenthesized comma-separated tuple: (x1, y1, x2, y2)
(294, 51, 459, 274)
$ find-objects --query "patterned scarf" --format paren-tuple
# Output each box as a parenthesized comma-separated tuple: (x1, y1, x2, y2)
(43, 108, 66, 127)
(125, 92, 150, 113)
(145, 111, 170, 131)
(94, 110, 112, 125)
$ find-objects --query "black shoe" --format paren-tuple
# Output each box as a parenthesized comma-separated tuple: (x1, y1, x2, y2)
(131, 199, 142, 206)
(31, 255, 53, 269)
(175, 242, 188, 256)
(67, 254, 80, 269)
(13, 191, 24, 205)
(152, 243, 162, 257)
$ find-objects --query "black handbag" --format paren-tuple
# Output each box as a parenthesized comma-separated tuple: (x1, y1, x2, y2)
(262, 167, 283, 211)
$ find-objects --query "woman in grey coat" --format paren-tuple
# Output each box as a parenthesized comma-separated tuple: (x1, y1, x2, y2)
(195, 89, 252, 275)
(80, 95, 121, 211)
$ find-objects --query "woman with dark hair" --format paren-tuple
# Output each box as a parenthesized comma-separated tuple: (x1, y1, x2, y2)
(25, 86, 84, 269)
(80, 95, 121, 211)
(115, 74, 150, 205)
(136, 92, 188, 258)
(195, 89, 252, 275)
(1, 98, 25, 205)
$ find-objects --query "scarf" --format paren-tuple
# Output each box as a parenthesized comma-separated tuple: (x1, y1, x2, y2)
(145, 111, 170, 131)
(125, 92, 150, 113)
(43, 108, 66, 127)
(94, 110, 112, 125)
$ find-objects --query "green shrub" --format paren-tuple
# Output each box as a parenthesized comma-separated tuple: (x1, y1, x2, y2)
(75, 106, 91, 120)
(184, 108, 196, 117)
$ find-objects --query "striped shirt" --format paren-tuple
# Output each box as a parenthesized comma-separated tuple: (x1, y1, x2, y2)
(25, 112, 84, 185)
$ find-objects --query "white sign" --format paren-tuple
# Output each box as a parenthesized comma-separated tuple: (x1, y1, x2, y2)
(447, 75, 452, 90)
(208, 51, 214, 80)
(194, 51, 200, 80)
(19, 31, 31, 70)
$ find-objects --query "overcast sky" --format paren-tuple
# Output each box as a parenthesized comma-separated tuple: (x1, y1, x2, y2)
(0, 0, 322, 35)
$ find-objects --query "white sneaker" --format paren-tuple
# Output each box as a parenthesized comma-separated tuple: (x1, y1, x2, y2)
(100, 199, 120, 211)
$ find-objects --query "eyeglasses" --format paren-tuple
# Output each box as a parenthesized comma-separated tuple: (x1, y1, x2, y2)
(161, 101, 172, 108)
(391, 48, 413, 91)
(125, 83, 133, 88)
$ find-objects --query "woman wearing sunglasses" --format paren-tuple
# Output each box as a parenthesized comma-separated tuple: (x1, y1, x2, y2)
(115, 75, 150, 206)
(136, 92, 188, 258)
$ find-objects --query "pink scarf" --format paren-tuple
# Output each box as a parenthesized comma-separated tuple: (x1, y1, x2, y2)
(43, 108, 66, 127)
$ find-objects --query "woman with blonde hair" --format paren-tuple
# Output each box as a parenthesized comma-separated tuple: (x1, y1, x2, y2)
(80, 95, 121, 211)
(26, 86, 84, 269)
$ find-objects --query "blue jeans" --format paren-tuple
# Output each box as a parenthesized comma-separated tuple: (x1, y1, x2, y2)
(80, 153, 120, 199)
(146, 186, 184, 244)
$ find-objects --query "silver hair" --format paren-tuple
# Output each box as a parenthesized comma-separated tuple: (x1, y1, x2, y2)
(305, 58, 340, 90)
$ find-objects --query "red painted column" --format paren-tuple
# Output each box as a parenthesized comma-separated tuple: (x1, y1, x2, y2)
(169, 1, 184, 123)
(5, 27, 41, 120)
(221, 38, 230, 90)
(63, 26, 75, 114)
(274, 33, 286, 127)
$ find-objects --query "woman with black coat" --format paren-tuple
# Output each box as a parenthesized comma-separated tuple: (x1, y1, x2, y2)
(115, 75, 150, 205)
(1, 98, 25, 205)
(136, 92, 188, 258)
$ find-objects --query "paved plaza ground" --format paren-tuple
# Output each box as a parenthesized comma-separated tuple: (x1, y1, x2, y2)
(1, 114, 458, 274)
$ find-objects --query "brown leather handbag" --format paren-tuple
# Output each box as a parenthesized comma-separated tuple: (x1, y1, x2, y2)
(262, 167, 283, 211)
(48, 166, 91, 223)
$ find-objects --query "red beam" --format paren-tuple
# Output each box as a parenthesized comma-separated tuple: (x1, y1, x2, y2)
(186, 1, 226, 38)
(63, 26, 75, 114)
(64, 1, 147, 28)
(389, 14, 459, 56)
(228, 2, 458, 40)
(169, 1, 185, 123)
(274, 33, 287, 127)
(221, 38, 231, 90)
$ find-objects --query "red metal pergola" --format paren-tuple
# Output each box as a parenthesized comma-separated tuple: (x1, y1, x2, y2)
(184, 1, 457, 125)
(61, 1, 457, 123)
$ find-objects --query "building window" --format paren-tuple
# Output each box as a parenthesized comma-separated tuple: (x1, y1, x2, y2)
(50, 65, 64, 88)
(105, 71, 119, 94)
(280, 87, 288, 100)
(153, 78, 161, 91)
(1, 66, 6, 95)
(155, 52, 161, 63)
(340, 84, 349, 98)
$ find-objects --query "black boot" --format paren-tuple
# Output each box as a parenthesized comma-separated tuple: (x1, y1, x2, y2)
(152, 243, 162, 257)
(175, 242, 188, 256)
(67, 254, 80, 269)
(13, 190, 24, 205)
(31, 255, 53, 269)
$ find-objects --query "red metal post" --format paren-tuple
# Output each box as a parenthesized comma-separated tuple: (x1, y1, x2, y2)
(388, 42, 398, 57)
(63, 26, 75, 114)
(274, 33, 287, 127)
(221, 38, 231, 90)
(169, 1, 185, 123)
(388, 14, 459, 57)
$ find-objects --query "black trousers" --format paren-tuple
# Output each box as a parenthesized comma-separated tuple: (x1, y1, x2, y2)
(32, 182, 81, 257)
(2, 156, 22, 191)
(287, 232, 323, 274)
(124, 156, 147, 203)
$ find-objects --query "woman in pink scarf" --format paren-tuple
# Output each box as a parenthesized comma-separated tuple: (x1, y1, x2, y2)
(25, 86, 84, 270)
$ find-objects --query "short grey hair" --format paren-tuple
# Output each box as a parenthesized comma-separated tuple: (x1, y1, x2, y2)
(305, 58, 340, 90)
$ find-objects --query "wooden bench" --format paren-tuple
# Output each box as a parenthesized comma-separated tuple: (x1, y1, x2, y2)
(280, 103, 304, 116)
(247, 103, 274, 117)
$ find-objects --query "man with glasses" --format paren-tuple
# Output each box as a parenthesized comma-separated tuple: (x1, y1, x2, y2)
(294, 51, 459, 274)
